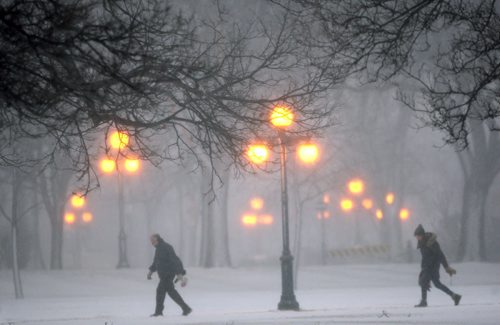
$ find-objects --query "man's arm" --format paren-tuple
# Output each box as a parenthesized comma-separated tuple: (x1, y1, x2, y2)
(434, 241, 457, 275)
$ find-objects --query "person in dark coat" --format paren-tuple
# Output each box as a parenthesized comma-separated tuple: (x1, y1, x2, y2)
(414, 224, 462, 307)
(147, 234, 192, 316)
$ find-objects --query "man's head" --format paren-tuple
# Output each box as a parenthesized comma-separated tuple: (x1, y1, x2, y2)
(414, 224, 425, 241)
(150, 234, 162, 246)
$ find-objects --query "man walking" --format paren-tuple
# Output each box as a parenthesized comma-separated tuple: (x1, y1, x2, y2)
(147, 234, 192, 316)
(414, 224, 462, 307)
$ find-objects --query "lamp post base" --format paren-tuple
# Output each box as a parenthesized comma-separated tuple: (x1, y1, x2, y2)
(278, 297, 300, 311)
(278, 253, 300, 311)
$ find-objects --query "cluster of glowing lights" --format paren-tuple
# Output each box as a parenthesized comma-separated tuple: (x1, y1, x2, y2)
(317, 210, 331, 220)
(297, 143, 319, 164)
(399, 208, 410, 221)
(340, 198, 354, 212)
(109, 131, 129, 150)
(100, 158, 140, 174)
(247, 144, 269, 165)
(270, 105, 294, 128)
(348, 179, 365, 195)
(241, 213, 274, 226)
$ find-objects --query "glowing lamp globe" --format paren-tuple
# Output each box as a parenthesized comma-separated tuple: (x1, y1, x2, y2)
(340, 199, 354, 212)
(109, 131, 129, 150)
(71, 194, 85, 208)
(124, 159, 140, 173)
(270, 105, 294, 128)
(247, 144, 269, 165)
(297, 143, 319, 164)
(348, 179, 364, 195)
(100, 159, 116, 173)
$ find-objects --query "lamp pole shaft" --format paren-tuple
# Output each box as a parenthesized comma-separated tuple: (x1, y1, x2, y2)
(117, 172, 129, 268)
(277, 135, 299, 311)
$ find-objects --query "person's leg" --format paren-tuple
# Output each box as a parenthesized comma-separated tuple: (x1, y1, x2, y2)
(415, 271, 429, 307)
(431, 273, 454, 296)
(164, 274, 191, 314)
(154, 278, 168, 315)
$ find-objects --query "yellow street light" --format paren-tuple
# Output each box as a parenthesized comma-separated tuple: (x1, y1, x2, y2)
(259, 214, 274, 225)
(82, 212, 93, 223)
(247, 144, 269, 164)
(340, 198, 354, 212)
(242, 213, 258, 227)
(348, 179, 364, 195)
(386, 192, 395, 205)
(71, 194, 85, 209)
(399, 208, 410, 221)
(64, 212, 76, 225)
(375, 209, 384, 220)
(100, 158, 116, 174)
(124, 158, 140, 173)
(250, 197, 264, 211)
(361, 198, 373, 210)
(109, 131, 129, 150)
(270, 105, 294, 128)
(297, 143, 319, 164)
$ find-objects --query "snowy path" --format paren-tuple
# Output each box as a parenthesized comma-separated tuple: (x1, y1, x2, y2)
(1, 263, 499, 324)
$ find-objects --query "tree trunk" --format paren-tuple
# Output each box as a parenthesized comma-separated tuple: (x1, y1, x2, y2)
(11, 169, 23, 299)
(219, 167, 233, 267)
(199, 166, 216, 268)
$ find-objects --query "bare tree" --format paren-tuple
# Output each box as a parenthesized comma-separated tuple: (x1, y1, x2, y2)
(1, 0, 333, 186)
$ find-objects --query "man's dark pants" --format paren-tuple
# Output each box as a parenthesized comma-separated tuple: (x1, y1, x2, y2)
(155, 273, 189, 314)
(419, 268, 454, 301)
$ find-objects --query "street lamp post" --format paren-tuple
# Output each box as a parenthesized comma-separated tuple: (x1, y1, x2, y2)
(116, 172, 129, 268)
(276, 133, 299, 311)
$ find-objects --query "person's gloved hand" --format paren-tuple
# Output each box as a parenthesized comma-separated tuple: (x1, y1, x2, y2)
(175, 274, 188, 287)
(147, 271, 153, 280)
(445, 266, 457, 276)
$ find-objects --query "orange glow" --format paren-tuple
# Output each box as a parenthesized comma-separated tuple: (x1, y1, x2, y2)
(242, 214, 258, 227)
(64, 212, 76, 225)
(109, 131, 129, 150)
(71, 194, 85, 208)
(124, 159, 140, 173)
(247, 144, 269, 164)
(297, 143, 319, 164)
(270, 105, 294, 128)
(322, 211, 331, 219)
(399, 208, 410, 221)
(361, 198, 373, 210)
(376, 209, 384, 220)
(348, 179, 364, 195)
(259, 214, 274, 225)
(100, 158, 116, 174)
(323, 194, 330, 204)
(82, 212, 93, 223)
(250, 197, 264, 211)
(386, 192, 395, 205)
(340, 199, 354, 212)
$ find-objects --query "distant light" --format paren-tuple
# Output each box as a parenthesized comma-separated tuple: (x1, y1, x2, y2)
(259, 214, 274, 225)
(386, 192, 395, 205)
(322, 211, 331, 219)
(247, 144, 269, 165)
(340, 199, 354, 212)
(250, 197, 264, 211)
(399, 208, 410, 221)
(323, 194, 330, 204)
(270, 105, 294, 128)
(242, 214, 258, 227)
(71, 194, 85, 209)
(376, 209, 383, 220)
(100, 159, 116, 174)
(109, 131, 129, 150)
(64, 212, 76, 225)
(361, 198, 373, 210)
(297, 143, 319, 164)
(124, 159, 140, 173)
(348, 179, 364, 195)
(82, 212, 93, 223)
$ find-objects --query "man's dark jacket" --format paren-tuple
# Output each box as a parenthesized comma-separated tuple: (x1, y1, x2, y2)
(149, 239, 186, 277)
(417, 232, 449, 289)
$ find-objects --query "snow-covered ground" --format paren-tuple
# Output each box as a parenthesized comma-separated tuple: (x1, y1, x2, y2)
(1, 263, 499, 324)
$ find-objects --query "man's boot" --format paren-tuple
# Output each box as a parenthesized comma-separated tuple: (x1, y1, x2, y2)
(150, 312, 163, 317)
(452, 293, 462, 306)
(182, 306, 192, 316)
(414, 300, 427, 307)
